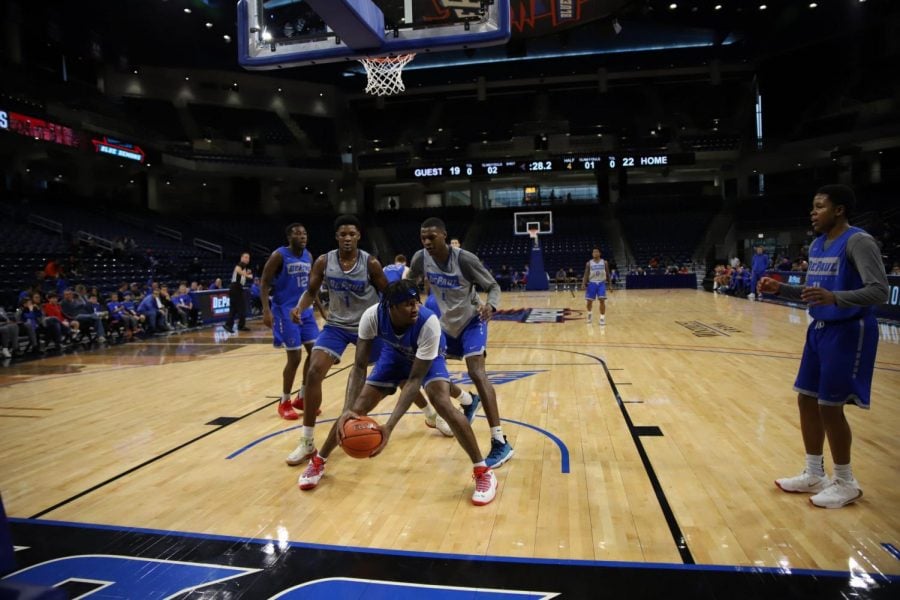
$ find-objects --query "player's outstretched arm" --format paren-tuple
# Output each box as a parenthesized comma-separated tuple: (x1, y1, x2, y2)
(292, 255, 327, 322)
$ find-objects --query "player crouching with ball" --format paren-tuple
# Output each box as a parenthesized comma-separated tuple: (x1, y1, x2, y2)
(296, 279, 498, 506)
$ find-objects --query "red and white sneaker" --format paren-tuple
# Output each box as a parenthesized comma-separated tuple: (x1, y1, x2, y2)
(471, 466, 497, 506)
(298, 452, 326, 490)
(291, 394, 321, 416)
(277, 400, 299, 420)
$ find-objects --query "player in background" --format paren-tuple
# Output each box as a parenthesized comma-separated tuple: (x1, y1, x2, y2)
(297, 280, 497, 506)
(582, 248, 610, 324)
(410, 218, 510, 468)
(383, 254, 410, 284)
(261, 223, 322, 420)
(758, 184, 888, 509)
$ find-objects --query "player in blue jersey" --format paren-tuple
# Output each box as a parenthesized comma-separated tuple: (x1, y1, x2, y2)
(758, 184, 888, 509)
(286, 216, 451, 467)
(582, 248, 610, 324)
(297, 280, 498, 505)
(261, 223, 323, 421)
(383, 254, 409, 284)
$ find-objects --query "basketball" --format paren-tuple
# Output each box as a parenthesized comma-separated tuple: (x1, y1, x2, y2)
(340, 416, 383, 459)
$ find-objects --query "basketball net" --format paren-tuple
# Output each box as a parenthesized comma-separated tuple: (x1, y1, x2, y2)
(528, 227, 540, 248)
(359, 53, 416, 96)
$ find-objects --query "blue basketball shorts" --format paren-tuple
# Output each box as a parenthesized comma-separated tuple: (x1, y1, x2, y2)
(272, 305, 319, 350)
(313, 324, 383, 364)
(585, 282, 607, 300)
(445, 317, 488, 360)
(793, 315, 878, 409)
(366, 346, 450, 395)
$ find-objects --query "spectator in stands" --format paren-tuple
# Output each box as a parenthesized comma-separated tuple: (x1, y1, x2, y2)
(42, 292, 76, 345)
(138, 288, 169, 334)
(173, 284, 197, 326)
(121, 292, 146, 331)
(159, 285, 186, 329)
(209, 278, 223, 290)
(107, 292, 138, 339)
(0, 307, 18, 358)
(18, 297, 44, 352)
(891, 262, 900, 276)
(555, 267, 568, 291)
(250, 277, 262, 315)
(61, 288, 106, 343)
(610, 268, 621, 287)
(44, 258, 61, 279)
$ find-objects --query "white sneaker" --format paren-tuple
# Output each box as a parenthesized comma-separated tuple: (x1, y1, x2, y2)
(472, 467, 497, 506)
(285, 437, 316, 466)
(810, 478, 862, 509)
(0, 348, 11, 358)
(434, 415, 454, 437)
(586, 314, 592, 323)
(775, 469, 830, 493)
(600, 315, 606, 325)
(747, 293, 755, 300)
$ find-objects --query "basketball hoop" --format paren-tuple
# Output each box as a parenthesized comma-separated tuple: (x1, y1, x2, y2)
(528, 226, 540, 248)
(359, 53, 416, 96)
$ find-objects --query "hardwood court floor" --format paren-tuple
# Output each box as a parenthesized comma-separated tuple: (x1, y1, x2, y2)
(1, 289, 898, 578)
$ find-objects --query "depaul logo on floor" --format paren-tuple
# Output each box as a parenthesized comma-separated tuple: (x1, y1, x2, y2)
(494, 308, 583, 323)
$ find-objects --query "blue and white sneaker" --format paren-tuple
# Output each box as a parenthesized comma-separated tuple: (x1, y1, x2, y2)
(462, 393, 481, 424)
(485, 436, 514, 468)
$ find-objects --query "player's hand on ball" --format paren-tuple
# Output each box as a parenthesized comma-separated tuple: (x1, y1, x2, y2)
(336, 411, 360, 441)
(757, 277, 780, 295)
(369, 424, 391, 458)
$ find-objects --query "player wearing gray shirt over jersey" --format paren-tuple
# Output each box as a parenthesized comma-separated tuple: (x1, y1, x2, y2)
(758, 184, 888, 509)
(409, 217, 514, 468)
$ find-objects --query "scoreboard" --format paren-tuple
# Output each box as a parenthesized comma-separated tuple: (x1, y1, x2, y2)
(397, 152, 694, 180)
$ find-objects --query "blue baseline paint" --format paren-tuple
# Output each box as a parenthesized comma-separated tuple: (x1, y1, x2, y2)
(9, 518, 899, 583)
(276, 579, 549, 600)
(225, 412, 570, 474)
(883, 543, 900, 560)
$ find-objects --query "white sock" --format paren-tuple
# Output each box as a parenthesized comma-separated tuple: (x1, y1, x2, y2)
(490, 426, 505, 443)
(473, 460, 487, 469)
(454, 389, 473, 406)
(805, 454, 825, 477)
(302, 426, 314, 439)
(422, 403, 437, 419)
(833, 463, 853, 482)
(281, 394, 290, 402)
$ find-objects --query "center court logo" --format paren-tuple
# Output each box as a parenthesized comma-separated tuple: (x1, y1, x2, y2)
(493, 308, 583, 323)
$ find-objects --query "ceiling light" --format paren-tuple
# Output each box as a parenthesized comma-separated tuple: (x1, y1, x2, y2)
(714, 4, 722, 10)
(809, 2, 817, 7)
(759, 4, 767, 10)
(223, 34, 232, 42)
(277, 87, 282, 92)
(669, 3, 677, 9)
(206, 22, 213, 29)
(184, 75, 190, 81)
(184, 8, 191, 14)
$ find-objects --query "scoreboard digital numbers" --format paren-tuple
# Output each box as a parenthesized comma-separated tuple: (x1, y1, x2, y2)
(398, 152, 694, 180)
